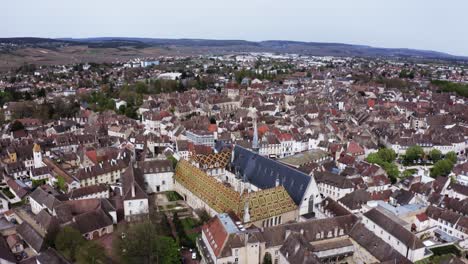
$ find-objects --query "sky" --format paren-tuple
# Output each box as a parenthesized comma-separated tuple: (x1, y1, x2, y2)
(2, 0, 468, 56)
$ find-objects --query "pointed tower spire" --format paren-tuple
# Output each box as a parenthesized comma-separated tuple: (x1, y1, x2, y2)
(243, 199, 250, 223)
(249, 107, 259, 153)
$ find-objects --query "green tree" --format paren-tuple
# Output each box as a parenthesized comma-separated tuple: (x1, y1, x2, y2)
(382, 162, 399, 184)
(377, 148, 396, 163)
(366, 153, 382, 164)
(10, 120, 24, 131)
(209, 116, 216, 124)
(55, 226, 86, 261)
(197, 209, 211, 224)
(430, 159, 455, 178)
(113, 221, 179, 264)
(429, 149, 443, 162)
(76, 241, 108, 264)
(404, 145, 424, 164)
(445, 151, 457, 164)
(263, 252, 272, 264)
(55, 176, 67, 192)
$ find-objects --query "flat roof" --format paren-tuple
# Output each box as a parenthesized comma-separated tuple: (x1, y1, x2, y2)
(278, 149, 328, 167)
(218, 213, 239, 234)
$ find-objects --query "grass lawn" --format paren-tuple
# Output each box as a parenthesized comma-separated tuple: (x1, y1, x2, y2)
(179, 218, 201, 248)
(166, 191, 183, 201)
(1, 188, 15, 199)
(416, 254, 457, 264)
(181, 218, 198, 231)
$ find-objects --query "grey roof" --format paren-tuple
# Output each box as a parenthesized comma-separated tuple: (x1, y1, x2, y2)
(349, 223, 412, 264)
(0, 235, 15, 263)
(231, 145, 311, 205)
(36, 248, 71, 264)
(363, 208, 424, 250)
(29, 187, 62, 212)
(279, 232, 321, 264)
(17, 222, 45, 253)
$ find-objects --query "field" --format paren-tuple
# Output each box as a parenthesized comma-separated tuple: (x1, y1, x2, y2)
(0, 45, 202, 71)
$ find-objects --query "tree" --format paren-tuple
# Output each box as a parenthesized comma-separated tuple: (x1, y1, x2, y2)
(430, 159, 455, 178)
(55, 226, 86, 261)
(209, 116, 216, 124)
(113, 221, 179, 264)
(382, 162, 399, 184)
(377, 148, 396, 163)
(404, 145, 424, 164)
(76, 241, 108, 264)
(197, 209, 211, 224)
(263, 252, 272, 264)
(366, 153, 382, 164)
(37, 88, 46, 97)
(10, 120, 24, 131)
(429, 149, 443, 162)
(55, 176, 67, 192)
(445, 151, 457, 164)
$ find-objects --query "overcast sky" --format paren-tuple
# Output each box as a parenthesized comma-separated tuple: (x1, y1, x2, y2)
(3, 0, 467, 56)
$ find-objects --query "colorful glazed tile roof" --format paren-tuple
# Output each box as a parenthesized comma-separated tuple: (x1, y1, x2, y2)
(190, 151, 231, 169)
(174, 160, 297, 222)
(240, 186, 297, 222)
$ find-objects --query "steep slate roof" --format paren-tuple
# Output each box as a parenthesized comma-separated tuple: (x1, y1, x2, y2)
(69, 184, 108, 199)
(363, 208, 424, 250)
(0, 235, 15, 263)
(261, 214, 358, 247)
(36, 248, 71, 264)
(349, 223, 412, 264)
(280, 232, 321, 264)
(29, 187, 62, 211)
(231, 145, 312, 205)
(17, 222, 45, 253)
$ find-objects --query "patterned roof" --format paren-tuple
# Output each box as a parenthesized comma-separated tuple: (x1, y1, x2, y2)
(240, 186, 297, 222)
(174, 160, 297, 222)
(175, 160, 239, 213)
(190, 151, 231, 170)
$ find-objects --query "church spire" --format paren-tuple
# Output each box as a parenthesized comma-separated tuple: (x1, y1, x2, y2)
(249, 107, 259, 153)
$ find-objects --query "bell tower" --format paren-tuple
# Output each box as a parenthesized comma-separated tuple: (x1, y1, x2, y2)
(33, 143, 43, 168)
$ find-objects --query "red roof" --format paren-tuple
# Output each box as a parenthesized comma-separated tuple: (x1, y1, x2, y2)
(258, 124, 269, 135)
(416, 213, 429, 222)
(278, 133, 293, 141)
(207, 124, 217, 133)
(367, 99, 376, 108)
(86, 150, 98, 164)
(202, 217, 228, 257)
(347, 141, 364, 155)
(338, 154, 355, 165)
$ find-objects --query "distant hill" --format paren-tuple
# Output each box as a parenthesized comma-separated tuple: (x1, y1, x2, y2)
(0, 37, 466, 71)
(55, 37, 465, 60)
